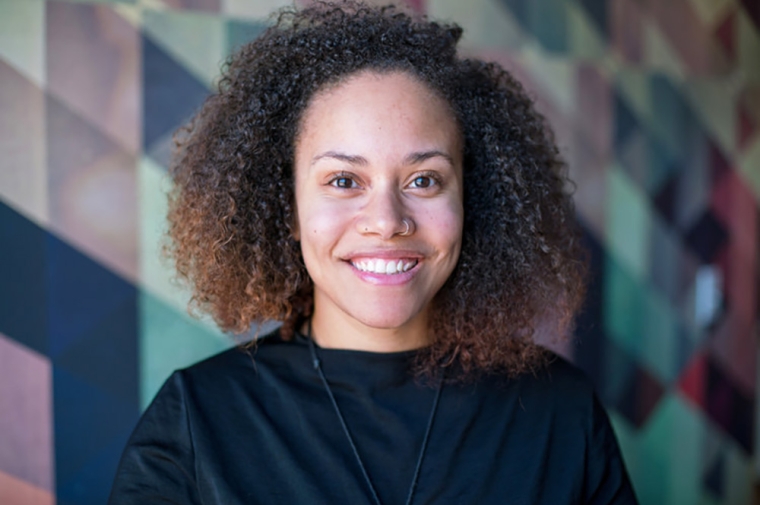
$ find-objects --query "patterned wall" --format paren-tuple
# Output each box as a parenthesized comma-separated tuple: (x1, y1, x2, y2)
(0, 0, 758, 504)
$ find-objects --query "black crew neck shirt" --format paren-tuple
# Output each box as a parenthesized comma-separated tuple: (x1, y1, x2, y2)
(109, 329, 638, 504)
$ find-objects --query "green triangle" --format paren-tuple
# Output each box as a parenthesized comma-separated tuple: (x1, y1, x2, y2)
(566, 0, 606, 59)
(635, 395, 705, 503)
(0, 0, 45, 87)
(139, 290, 231, 410)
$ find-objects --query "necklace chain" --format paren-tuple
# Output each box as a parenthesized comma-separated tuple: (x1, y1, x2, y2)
(306, 321, 443, 505)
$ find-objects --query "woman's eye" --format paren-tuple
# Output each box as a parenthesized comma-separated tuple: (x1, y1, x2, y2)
(331, 177, 356, 189)
(410, 176, 435, 189)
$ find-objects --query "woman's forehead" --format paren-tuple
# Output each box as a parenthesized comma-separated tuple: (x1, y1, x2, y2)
(295, 71, 463, 169)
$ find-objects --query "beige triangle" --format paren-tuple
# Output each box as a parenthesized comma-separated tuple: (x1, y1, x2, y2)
(613, 66, 653, 130)
(683, 76, 739, 155)
(643, 21, 686, 82)
(0, 0, 45, 87)
(687, 0, 733, 26)
(566, 0, 606, 60)
(737, 9, 760, 83)
(138, 0, 172, 11)
(113, 2, 143, 27)
(142, 8, 225, 88)
(0, 62, 48, 227)
(518, 45, 576, 116)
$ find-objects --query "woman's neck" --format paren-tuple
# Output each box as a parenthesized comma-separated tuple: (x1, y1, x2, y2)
(307, 304, 430, 353)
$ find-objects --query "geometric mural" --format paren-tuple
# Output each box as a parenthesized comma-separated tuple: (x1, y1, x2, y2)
(0, 0, 758, 504)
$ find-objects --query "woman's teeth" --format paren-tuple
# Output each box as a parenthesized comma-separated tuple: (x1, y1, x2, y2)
(352, 258, 418, 274)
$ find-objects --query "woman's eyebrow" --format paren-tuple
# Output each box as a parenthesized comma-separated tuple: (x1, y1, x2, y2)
(404, 150, 454, 166)
(311, 150, 454, 166)
(311, 151, 368, 166)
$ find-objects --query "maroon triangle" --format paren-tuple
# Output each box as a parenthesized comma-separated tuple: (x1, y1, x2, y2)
(714, 11, 736, 61)
(737, 105, 757, 151)
(678, 352, 707, 409)
(708, 139, 731, 184)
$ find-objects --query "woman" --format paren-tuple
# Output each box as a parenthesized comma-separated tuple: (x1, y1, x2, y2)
(109, 2, 638, 504)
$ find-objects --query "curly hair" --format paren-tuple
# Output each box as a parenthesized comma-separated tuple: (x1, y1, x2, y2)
(166, 1, 587, 379)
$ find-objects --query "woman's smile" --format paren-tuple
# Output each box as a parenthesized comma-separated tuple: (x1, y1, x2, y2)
(345, 250, 423, 285)
(293, 70, 464, 352)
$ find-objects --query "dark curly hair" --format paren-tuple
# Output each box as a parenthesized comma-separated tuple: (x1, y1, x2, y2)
(166, 0, 587, 379)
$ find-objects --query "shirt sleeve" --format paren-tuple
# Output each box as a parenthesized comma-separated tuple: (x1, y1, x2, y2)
(108, 371, 202, 505)
(583, 393, 639, 505)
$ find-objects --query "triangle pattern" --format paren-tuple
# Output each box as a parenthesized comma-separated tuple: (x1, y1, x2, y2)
(0, 1, 757, 504)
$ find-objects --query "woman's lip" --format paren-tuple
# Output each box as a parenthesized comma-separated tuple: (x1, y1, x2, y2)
(342, 249, 425, 262)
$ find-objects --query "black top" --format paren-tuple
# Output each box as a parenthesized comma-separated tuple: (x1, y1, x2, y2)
(109, 329, 638, 504)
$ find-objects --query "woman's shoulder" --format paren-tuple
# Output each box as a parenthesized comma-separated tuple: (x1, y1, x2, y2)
(170, 326, 306, 391)
(523, 352, 598, 399)
(532, 352, 597, 396)
(467, 351, 601, 419)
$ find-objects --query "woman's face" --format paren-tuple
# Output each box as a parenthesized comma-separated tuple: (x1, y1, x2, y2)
(293, 71, 464, 351)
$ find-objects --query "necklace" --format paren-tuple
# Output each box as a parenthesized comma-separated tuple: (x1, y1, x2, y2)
(306, 321, 443, 505)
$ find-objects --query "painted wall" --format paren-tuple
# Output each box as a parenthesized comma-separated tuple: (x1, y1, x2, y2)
(0, 0, 758, 504)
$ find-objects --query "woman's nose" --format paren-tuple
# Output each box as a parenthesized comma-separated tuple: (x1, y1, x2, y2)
(356, 186, 412, 239)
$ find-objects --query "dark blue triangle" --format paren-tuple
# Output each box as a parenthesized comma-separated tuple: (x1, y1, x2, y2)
(577, 0, 608, 39)
(653, 174, 678, 225)
(706, 359, 754, 453)
(53, 367, 140, 490)
(703, 450, 725, 498)
(54, 294, 139, 406)
(684, 210, 728, 264)
(47, 233, 136, 358)
(613, 90, 640, 159)
(57, 432, 133, 505)
(649, 74, 703, 164)
(496, 0, 528, 29)
(646, 133, 678, 196)
(142, 32, 210, 151)
(0, 200, 49, 355)
(528, 0, 568, 53)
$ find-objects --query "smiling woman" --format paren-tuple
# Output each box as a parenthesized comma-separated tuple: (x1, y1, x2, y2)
(295, 72, 463, 352)
(108, 2, 638, 504)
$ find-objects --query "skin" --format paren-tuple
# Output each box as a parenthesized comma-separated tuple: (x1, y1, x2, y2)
(293, 71, 464, 352)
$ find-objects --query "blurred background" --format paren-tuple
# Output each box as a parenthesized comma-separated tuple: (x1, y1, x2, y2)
(0, 0, 758, 503)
